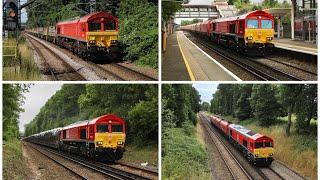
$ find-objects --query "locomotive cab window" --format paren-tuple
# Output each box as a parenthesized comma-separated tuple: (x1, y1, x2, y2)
(247, 19, 258, 29)
(261, 20, 272, 29)
(97, 124, 108, 133)
(104, 20, 116, 31)
(265, 141, 273, 147)
(255, 142, 263, 148)
(111, 124, 122, 132)
(89, 22, 101, 32)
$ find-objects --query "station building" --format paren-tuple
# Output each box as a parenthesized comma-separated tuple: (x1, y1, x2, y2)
(293, 0, 317, 43)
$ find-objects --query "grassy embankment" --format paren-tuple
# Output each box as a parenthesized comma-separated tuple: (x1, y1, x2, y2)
(221, 114, 317, 180)
(162, 122, 211, 179)
(121, 143, 158, 167)
(3, 38, 42, 80)
(3, 139, 30, 179)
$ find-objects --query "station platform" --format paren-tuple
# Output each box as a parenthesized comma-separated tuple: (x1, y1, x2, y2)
(162, 32, 190, 81)
(273, 38, 317, 56)
(162, 31, 239, 81)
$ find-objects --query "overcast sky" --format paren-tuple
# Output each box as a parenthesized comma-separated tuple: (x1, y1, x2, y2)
(192, 84, 218, 103)
(18, 84, 62, 133)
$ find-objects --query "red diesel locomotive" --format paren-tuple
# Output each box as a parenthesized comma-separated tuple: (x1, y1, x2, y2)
(24, 114, 126, 162)
(26, 11, 120, 59)
(181, 10, 275, 53)
(209, 115, 274, 166)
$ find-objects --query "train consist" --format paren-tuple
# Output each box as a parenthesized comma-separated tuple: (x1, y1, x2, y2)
(181, 10, 275, 54)
(26, 11, 119, 59)
(24, 114, 126, 162)
(209, 115, 274, 166)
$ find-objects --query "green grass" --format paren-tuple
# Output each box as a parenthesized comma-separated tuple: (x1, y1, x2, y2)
(121, 143, 158, 167)
(221, 114, 317, 180)
(3, 38, 42, 81)
(162, 124, 211, 180)
(3, 139, 30, 180)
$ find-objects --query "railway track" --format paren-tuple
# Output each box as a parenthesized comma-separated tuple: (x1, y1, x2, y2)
(262, 57, 317, 76)
(26, 34, 85, 81)
(185, 32, 303, 81)
(199, 114, 253, 180)
(27, 143, 88, 180)
(28, 143, 154, 180)
(199, 112, 306, 180)
(116, 162, 158, 177)
(92, 63, 157, 81)
(25, 32, 156, 81)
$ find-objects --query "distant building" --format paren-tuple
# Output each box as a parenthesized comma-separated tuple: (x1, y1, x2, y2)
(293, 0, 317, 43)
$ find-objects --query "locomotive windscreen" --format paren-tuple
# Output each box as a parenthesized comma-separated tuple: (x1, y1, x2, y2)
(89, 22, 101, 32)
(104, 20, 116, 31)
(111, 124, 122, 132)
(97, 124, 108, 132)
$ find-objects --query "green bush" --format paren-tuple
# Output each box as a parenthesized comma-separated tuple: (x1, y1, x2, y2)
(118, 0, 158, 68)
(162, 128, 210, 179)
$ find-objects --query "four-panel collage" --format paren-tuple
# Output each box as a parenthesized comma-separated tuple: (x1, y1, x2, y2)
(2, 0, 318, 180)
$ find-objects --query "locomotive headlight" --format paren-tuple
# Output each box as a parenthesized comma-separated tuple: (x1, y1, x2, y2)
(266, 37, 273, 41)
(111, 40, 117, 44)
(117, 141, 123, 145)
(269, 153, 273, 156)
(246, 36, 253, 40)
(97, 141, 103, 145)
(255, 154, 259, 157)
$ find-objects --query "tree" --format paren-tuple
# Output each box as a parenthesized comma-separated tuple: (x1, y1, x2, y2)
(250, 85, 280, 126)
(162, 84, 201, 129)
(3, 84, 29, 140)
(201, 102, 210, 112)
(279, 84, 302, 136)
(295, 84, 317, 133)
(235, 85, 252, 120)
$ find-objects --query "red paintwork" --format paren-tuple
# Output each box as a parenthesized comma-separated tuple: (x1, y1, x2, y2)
(210, 114, 273, 154)
(60, 114, 125, 142)
(219, 119, 230, 135)
(181, 10, 274, 38)
(56, 11, 118, 42)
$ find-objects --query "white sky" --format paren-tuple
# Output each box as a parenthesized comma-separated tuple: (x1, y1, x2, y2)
(192, 84, 218, 103)
(18, 84, 62, 133)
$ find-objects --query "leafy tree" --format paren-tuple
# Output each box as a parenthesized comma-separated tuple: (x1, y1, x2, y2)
(235, 85, 252, 120)
(3, 84, 29, 140)
(162, 1, 183, 23)
(279, 84, 302, 136)
(295, 84, 317, 133)
(118, 0, 158, 68)
(162, 84, 200, 130)
(201, 102, 210, 112)
(250, 85, 280, 126)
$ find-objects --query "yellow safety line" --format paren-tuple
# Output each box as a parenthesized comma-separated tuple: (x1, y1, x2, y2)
(176, 32, 195, 81)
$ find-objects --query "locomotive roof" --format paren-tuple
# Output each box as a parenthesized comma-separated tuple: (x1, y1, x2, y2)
(229, 124, 272, 141)
(57, 11, 117, 25)
(62, 114, 124, 130)
(211, 10, 273, 23)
